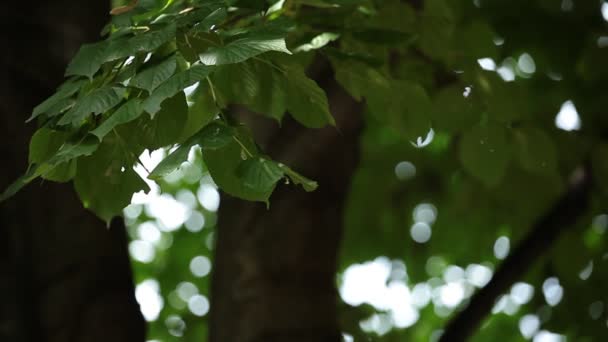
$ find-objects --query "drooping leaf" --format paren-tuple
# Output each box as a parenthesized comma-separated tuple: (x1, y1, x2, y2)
(129, 55, 177, 94)
(58, 87, 127, 126)
(143, 64, 214, 115)
(203, 127, 278, 202)
(90, 99, 144, 140)
(237, 157, 284, 193)
(177, 32, 222, 63)
(104, 22, 178, 62)
(281, 60, 334, 127)
(74, 138, 149, 224)
(65, 41, 111, 78)
(1, 136, 99, 202)
(199, 35, 291, 65)
(277, 163, 318, 191)
(177, 2, 226, 28)
(0, 167, 38, 202)
(66, 23, 177, 79)
(180, 81, 219, 140)
(460, 122, 512, 187)
(142, 92, 189, 149)
(210, 59, 287, 121)
(193, 7, 228, 31)
(149, 121, 234, 179)
(28, 79, 88, 122)
(28, 128, 70, 164)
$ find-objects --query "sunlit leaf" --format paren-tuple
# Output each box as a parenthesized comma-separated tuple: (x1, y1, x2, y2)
(199, 36, 291, 65)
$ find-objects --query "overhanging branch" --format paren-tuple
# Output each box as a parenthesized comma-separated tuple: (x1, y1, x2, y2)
(439, 165, 592, 342)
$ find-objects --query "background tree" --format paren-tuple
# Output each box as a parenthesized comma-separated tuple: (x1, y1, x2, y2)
(0, 1, 145, 341)
(2, 0, 608, 342)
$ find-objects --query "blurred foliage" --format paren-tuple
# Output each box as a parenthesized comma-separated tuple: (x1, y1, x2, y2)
(3, 0, 608, 340)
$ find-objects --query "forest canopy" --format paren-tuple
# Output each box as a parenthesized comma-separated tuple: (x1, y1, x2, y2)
(3, 0, 608, 341)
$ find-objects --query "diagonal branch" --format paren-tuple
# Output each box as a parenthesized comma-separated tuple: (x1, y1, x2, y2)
(439, 165, 592, 342)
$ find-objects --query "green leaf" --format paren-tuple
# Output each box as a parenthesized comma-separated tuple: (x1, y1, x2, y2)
(181, 81, 219, 141)
(28, 128, 70, 164)
(149, 121, 234, 179)
(46, 136, 100, 166)
(143, 64, 214, 115)
(0, 167, 37, 202)
(460, 122, 511, 187)
(281, 60, 334, 127)
(513, 126, 557, 175)
(65, 23, 177, 79)
(129, 55, 177, 94)
(210, 59, 286, 121)
(90, 99, 144, 140)
(28, 79, 88, 122)
(104, 23, 177, 62)
(65, 41, 111, 78)
(143, 92, 189, 149)
(74, 139, 149, 224)
(177, 32, 222, 63)
(237, 157, 284, 193)
(1, 136, 99, 202)
(278, 164, 318, 191)
(199, 36, 291, 65)
(203, 127, 276, 202)
(194, 7, 228, 31)
(43, 161, 77, 183)
(177, 3, 226, 29)
(58, 87, 127, 126)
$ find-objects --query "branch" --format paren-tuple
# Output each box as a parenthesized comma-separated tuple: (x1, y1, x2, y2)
(439, 165, 592, 342)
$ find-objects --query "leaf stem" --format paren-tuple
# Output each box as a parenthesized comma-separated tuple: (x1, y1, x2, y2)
(253, 56, 286, 75)
(233, 136, 254, 158)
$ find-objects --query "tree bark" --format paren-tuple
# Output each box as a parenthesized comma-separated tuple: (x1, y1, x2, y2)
(0, 1, 146, 342)
(210, 64, 363, 342)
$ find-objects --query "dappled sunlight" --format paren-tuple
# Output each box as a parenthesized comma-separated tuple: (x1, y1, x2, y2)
(136, 279, 164, 321)
(555, 101, 581, 131)
(519, 314, 540, 339)
(542, 277, 564, 307)
(188, 295, 210, 317)
(394, 161, 416, 180)
(493, 236, 510, 260)
(125, 144, 218, 339)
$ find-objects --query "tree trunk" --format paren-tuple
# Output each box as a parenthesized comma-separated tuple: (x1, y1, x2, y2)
(210, 65, 363, 342)
(0, 1, 146, 342)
